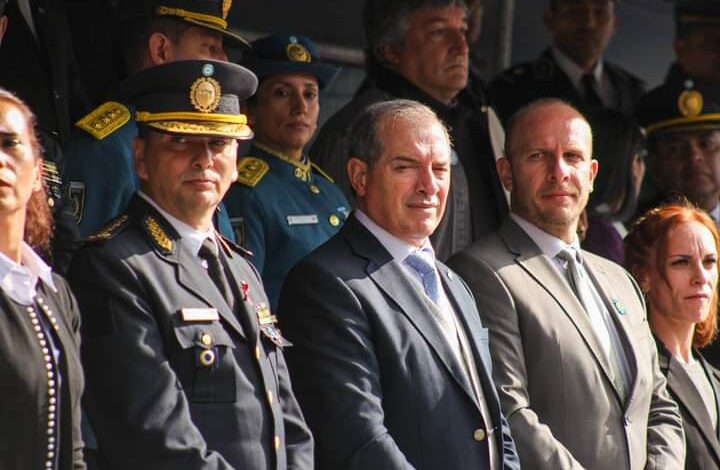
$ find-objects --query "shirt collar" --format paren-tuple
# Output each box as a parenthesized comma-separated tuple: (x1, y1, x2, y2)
(138, 191, 215, 256)
(0, 242, 57, 305)
(355, 210, 432, 262)
(550, 46, 604, 90)
(510, 212, 579, 260)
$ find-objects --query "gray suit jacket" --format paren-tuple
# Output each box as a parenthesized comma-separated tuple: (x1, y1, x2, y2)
(69, 195, 313, 470)
(447, 218, 685, 469)
(277, 214, 520, 470)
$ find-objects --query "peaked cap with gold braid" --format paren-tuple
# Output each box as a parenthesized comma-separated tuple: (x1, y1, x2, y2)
(116, 59, 257, 139)
(117, 0, 249, 48)
(636, 78, 720, 136)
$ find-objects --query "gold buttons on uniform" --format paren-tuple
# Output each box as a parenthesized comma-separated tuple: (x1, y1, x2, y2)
(199, 349, 216, 367)
(267, 390, 274, 405)
(274, 435, 281, 451)
(473, 429, 486, 442)
(200, 333, 213, 346)
(309, 184, 320, 194)
(328, 214, 340, 227)
(255, 346, 261, 359)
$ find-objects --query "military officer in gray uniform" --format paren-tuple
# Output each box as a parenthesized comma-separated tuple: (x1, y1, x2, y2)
(68, 59, 314, 470)
(63, 0, 246, 240)
(223, 34, 349, 309)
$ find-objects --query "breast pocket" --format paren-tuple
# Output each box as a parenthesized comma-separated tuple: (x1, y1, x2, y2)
(171, 322, 237, 403)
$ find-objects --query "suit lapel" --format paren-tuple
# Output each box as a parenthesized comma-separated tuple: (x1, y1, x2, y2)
(582, 258, 637, 403)
(500, 219, 623, 403)
(665, 351, 720, 462)
(343, 216, 479, 406)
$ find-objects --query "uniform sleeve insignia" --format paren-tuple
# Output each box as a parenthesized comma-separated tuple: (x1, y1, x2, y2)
(143, 216, 174, 254)
(75, 101, 131, 140)
(86, 214, 129, 243)
(236, 157, 269, 187)
(311, 162, 335, 183)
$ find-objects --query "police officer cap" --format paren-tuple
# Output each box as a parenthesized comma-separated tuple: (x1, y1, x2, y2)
(674, 0, 720, 32)
(116, 59, 258, 139)
(242, 34, 340, 91)
(117, 0, 249, 48)
(636, 78, 720, 136)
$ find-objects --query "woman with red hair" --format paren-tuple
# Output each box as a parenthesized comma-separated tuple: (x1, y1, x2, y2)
(0, 88, 86, 469)
(625, 201, 720, 469)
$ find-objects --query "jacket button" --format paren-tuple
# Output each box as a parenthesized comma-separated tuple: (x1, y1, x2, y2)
(473, 429, 486, 441)
(274, 435, 281, 450)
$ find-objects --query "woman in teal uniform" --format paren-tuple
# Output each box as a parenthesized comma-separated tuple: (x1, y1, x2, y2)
(224, 34, 349, 309)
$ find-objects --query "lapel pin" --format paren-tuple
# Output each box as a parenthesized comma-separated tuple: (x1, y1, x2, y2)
(240, 280, 250, 302)
(612, 299, 626, 315)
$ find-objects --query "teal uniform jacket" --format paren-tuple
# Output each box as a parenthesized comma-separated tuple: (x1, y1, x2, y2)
(63, 101, 236, 241)
(223, 143, 350, 309)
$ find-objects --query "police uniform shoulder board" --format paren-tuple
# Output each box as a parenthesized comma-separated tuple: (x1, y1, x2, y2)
(75, 101, 131, 140)
(311, 162, 335, 183)
(236, 157, 269, 187)
(85, 214, 130, 244)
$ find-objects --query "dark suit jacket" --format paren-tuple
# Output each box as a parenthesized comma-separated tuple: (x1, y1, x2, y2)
(489, 48, 645, 122)
(448, 218, 685, 469)
(0, 276, 86, 470)
(68, 195, 313, 470)
(0, 0, 88, 143)
(277, 214, 519, 470)
(656, 340, 720, 470)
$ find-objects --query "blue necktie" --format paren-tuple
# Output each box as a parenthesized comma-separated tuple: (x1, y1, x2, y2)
(406, 248, 440, 304)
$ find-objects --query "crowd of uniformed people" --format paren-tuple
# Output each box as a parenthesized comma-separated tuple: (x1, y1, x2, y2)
(2, 0, 720, 468)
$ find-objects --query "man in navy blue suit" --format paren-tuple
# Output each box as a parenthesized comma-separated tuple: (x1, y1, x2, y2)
(278, 99, 519, 470)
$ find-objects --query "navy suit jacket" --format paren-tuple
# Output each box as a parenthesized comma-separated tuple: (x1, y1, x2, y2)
(277, 214, 519, 470)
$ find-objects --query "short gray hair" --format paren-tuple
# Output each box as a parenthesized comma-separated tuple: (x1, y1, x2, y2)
(364, 0, 468, 64)
(348, 99, 451, 167)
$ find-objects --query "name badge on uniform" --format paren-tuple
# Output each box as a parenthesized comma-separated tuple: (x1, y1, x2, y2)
(287, 214, 319, 226)
(180, 308, 220, 322)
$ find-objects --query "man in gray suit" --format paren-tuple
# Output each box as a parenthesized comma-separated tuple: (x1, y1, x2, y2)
(447, 98, 685, 469)
(278, 99, 519, 469)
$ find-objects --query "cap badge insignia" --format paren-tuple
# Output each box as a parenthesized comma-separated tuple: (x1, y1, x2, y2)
(222, 0, 232, 20)
(202, 63, 214, 77)
(678, 89, 704, 118)
(287, 42, 311, 63)
(190, 76, 222, 113)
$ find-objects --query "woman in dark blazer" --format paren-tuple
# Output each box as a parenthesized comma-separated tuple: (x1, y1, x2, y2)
(0, 88, 86, 469)
(626, 201, 720, 469)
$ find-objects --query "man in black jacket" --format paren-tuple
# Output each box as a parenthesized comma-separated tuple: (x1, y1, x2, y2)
(311, 0, 507, 261)
(489, 0, 644, 122)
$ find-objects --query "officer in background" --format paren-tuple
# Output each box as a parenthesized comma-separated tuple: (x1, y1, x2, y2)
(68, 59, 314, 470)
(223, 34, 349, 310)
(63, 0, 246, 241)
(636, 78, 720, 366)
(489, 0, 644, 122)
(665, 0, 720, 86)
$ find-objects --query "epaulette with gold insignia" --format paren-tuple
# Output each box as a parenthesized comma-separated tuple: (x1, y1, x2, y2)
(236, 157, 269, 187)
(311, 162, 335, 183)
(85, 214, 129, 244)
(75, 101, 131, 140)
(143, 216, 174, 254)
